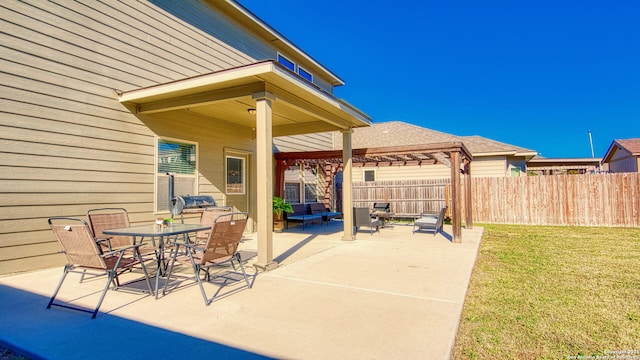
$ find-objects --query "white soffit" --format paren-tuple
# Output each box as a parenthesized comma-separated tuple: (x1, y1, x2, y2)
(118, 62, 371, 128)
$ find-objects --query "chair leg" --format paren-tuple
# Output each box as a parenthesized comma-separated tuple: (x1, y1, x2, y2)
(91, 271, 116, 318)
(47, 265, 71, 310)
(193, 264, 212, 305)
(162, 244, 181, 296)
(235, 253, 251, 288)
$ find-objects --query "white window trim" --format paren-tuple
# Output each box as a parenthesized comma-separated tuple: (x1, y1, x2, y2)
(277, 52, 314, 83)
(277, 52, 296, 72)
(225, 155, 246, 195)
(298, 65, 313, 82)
(154, 136, 199, 214)
(284, 181, 302, 204)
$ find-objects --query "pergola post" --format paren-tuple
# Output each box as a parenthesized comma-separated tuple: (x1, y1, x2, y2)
(451, 151, 462, 243)
(464, 160, 473, 230)
(254, 93, 278, 270)
(341, 129, 355, 240)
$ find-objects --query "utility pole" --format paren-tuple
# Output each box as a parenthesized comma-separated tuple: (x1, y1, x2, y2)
(588, 130, 595, 158)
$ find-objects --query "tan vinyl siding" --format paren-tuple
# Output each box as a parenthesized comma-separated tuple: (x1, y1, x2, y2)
(0, 0, 273, 274)
(351, 156, 510, 182)
(274, 133, 334, 152)
(469, 156, 508, 177)
(353, 164, 451, 182)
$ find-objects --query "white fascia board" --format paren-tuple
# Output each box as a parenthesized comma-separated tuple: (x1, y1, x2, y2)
(225, 0, 345, 87)
(118, 62, 274, 103)
(268, 65, 371, 125)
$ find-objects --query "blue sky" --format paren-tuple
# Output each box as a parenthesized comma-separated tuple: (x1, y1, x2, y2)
(239, 0, 639, 158)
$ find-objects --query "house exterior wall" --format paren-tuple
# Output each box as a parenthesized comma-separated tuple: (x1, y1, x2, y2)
(471, 156, 510, 177)
(274, 133, 334, 152)
(0, 1, 325, 274)
(352, 164, 451, 181)
(607, 148, 639, 173)
(506, 157, 527, 177)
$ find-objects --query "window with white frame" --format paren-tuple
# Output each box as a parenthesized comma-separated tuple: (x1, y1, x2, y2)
(277, 53, 295, 72)
(298, 66, 313, 82)
(284, 182, 301, 204)
(364, 169, 376, 182)
(226, 156, 245, 194)
(304, 183, 319, 203)
(157, 138, 197, 212)
(277, 53, 313, 83)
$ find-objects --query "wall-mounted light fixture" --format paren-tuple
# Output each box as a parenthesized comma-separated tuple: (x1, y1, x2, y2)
(247, 108, 256, 116)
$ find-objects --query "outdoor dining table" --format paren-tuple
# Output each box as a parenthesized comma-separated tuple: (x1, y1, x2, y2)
(102, 223, 211, 299)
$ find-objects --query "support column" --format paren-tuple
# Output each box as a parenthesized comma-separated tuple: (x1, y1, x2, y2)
(341, 129, 355, 240)
(464, 160, 473, 230)
(254, 93, 278, 270)
(451, 151, 462, 243)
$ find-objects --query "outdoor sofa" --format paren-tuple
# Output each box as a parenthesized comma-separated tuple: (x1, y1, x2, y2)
(285, 203, 322, 230)
(309, 203, 342, 224)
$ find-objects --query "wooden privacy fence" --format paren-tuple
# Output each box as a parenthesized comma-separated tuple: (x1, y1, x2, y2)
(352, 173, 640, 227)
(353, 179, 450, 217)
(471, 172, 640, 227)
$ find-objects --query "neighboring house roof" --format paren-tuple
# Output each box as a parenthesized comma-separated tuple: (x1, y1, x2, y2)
(527, 156, 602, 171)
(459, 135, 537, 157)
(334, 121, 537, 158)
(602, 138, 640, 163)
(345, 121, 460, 149)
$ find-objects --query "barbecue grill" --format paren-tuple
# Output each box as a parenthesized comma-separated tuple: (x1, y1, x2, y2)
(170, 195, 217, 217)
(167, 173, 227, 222)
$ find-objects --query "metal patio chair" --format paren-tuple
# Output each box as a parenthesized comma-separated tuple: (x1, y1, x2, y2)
(46, 217, 154, 318)
(195, 207, 233, 244)
(87, 208, 133, 253)
(87, 207, 156, 258)
(413, 207, 446, 235)
(354, 207, 380, 235)
(163, 212, 252, 305)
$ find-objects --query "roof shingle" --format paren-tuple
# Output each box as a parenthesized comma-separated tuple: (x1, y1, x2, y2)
(335, 121, 536, 156)
(615, 138, 640, 155)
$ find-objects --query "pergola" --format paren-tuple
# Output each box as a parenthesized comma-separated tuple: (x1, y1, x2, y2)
(275, 141, 474, 242)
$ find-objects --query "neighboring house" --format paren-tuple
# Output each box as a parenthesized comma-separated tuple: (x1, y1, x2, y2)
(335, 121, 537, 181)
(601, 138, 640, 173)
(527, 156, 604, 175)
(275, 121, 536, 207)
(1, 1, 370, 274)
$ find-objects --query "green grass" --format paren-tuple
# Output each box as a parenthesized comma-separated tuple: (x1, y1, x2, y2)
(452, 224, 640, 359)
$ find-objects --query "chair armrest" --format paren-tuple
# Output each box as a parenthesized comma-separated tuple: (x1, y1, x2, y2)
(100, 243, 144, 257)
(95, 237, 113, 251)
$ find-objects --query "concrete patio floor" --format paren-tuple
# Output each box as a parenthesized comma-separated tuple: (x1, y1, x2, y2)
(0, 221, 483, 360)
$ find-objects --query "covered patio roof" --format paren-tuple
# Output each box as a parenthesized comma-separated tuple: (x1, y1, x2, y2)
(118, 60, 373, 271)
(275, 142, 474, 242)
(118, 60, 371, 136)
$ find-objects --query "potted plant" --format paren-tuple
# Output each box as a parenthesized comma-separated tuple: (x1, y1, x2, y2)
(273, 196, 293, 232)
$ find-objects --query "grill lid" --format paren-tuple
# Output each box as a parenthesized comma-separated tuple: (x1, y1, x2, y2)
(170, 195, 216, 216)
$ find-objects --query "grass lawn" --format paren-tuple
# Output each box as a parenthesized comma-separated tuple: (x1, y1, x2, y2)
(452, 224, 640, 359)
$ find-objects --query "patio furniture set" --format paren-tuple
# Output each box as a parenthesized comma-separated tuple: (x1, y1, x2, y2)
(354, 202, 446, 236)
(46, 207, 252, 318)
(282, 201, 446, 237)
(284, 203, 341, 230)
